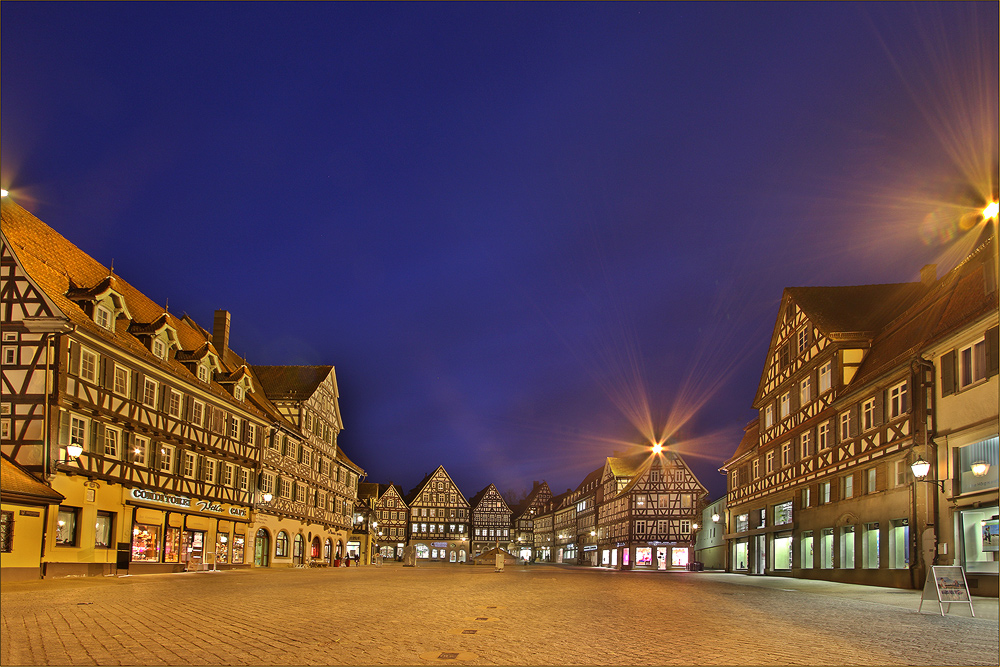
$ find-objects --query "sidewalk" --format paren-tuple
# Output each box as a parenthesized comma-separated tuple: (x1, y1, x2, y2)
(532, 561, 999, 620)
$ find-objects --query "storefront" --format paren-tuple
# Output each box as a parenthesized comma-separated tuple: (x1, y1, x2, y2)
(124, 487, 252, 573)
(950, 436, 998, 596)
(411, 540, 467, 562)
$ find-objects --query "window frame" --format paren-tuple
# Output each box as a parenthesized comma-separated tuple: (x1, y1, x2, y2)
(142, 378, 158, 408)
(80, 347, 98, 382)
(133, 436, 148, 466)
(819, 361, 833, 394)
(55, 506, 79, 547)
(159, 444, 174, 473)
(800, 376, 812, 406)
(888, 381, 908, 419)
(862, 398, 876, 431)
(95, 305, 113, 331)
(103, 426, 120, 459)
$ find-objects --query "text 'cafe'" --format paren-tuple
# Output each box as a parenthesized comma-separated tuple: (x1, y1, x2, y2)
(124, 487, 252, 573)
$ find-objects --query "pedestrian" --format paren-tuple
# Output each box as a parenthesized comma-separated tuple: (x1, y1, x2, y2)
(354, 552, 360, 566)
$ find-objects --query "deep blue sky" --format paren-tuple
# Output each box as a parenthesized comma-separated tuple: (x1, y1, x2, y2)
(3, 2, 996, 501)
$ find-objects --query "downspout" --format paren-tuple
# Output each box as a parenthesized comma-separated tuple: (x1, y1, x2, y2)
(910, 356, 938, 588)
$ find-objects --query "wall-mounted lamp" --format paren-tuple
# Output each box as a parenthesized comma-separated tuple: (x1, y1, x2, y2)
(910, 457, 945, 492)
(971, 461, 991, 477)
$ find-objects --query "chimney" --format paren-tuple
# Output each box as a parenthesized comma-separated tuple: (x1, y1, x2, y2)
(213, 310, 231, 357)
(920, 264, 937, 286)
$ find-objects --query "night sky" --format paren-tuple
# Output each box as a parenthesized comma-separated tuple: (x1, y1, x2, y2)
(2, 2, 996, 501)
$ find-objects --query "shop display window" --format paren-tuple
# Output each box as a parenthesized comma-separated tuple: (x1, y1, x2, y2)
(56, 506, 79, 546)
(416, 544, 429, 559)
(671, 548, 689, 567)
(840, 526, 855, 569)
(164, 527, 182, 563)
(216, 533, 229, 563)
(955, 437, 998, 495)
(862, 523, 879, 569)
(773, 533, 792, 570)
(888, 519, 908, 569)
(232, 535, 245, 564)
(733, 540, 749, 570)
(131, 523, 161, 562)
(636, 547, 652, 565)
(958, 506, 999, 574)
(820, 528, 834, 569)
(800, 531, 814, 569)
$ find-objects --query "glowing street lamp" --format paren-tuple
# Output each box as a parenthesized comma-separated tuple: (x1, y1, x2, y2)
(65, 444, 84, 460)
(911, 457, 945, 491)
(983, 201, 999, 221)
(651, 442, 664, 454)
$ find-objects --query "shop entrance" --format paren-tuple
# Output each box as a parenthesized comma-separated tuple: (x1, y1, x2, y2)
(311, 537, 321, 561)
(753, 534, 767, 574)
(181, 530, 205, 566)
(656, 546, 667, 570)
(293, 534, 305, 565)
(255, 529, 270, 567)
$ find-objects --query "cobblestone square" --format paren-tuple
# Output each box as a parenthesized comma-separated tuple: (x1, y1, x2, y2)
(1, 564, 997, 666)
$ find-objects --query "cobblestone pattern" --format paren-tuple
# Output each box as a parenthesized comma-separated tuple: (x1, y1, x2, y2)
(1, 564, 997, 665)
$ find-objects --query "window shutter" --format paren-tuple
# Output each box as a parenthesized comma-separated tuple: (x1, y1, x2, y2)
(902, 383, 912, 413)
(102, 358, 114, 389)
(873, 391, 883, 427)
(986, 325, 999, 378)
(69, 341, 81, 376)
(940, 351, 956, 396)
(93, 422, 105, 455)
(58, 411, 70, 446)
(849, 405, 860, 439)
(132, 372, 143, 401)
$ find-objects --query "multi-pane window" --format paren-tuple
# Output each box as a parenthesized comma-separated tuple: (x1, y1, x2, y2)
(635, 520, 646, 533)
(69, 416, 87, 450)
(197, 365, 209, 383)
(133, 436, 148, 466)
(867, 468, 877, 493)
(862, 398, 876, 431)
(182, 452, 197, 478)
(818, 421, 830, 449)
(895, 460, 908, 487)
(239, 469, 249, 491)
(223, 463, 234, 487)
(280, 478, 292, 499)
(167, 390, 181, 417)
(801, 487, 811, 508)
(234, 385, 244, 402)
(275, 531, 289, 557)
(800, 431, 814, 458)
(819, 361, 833, 393)
(203, 458, 216, 483)
(143, 378, 157, 408)
(751, 459, 760, 479)
(152, 339, 166, 359)
(839, 411, 852, 440)
(797, 327, 809, 354)
(261, 473, 275, 495)
(779, 393, 790, 420)
(842, 474, 854, 499)
(2, 347, 14, 365)
(104, 427, 120, 459)
(764, 405, 774, 429)
(888, 382, 908, 419)
(114, 366, 130, 395)
(247, 424, 256, 446)
(80, 348, 98, 382)
(959, 338, 987, 388)
(192, 401, 204, 426)
(800, 377, 812, 406)
(820, 481, 832, 504)
(680, 519, 691, 535)
(229, 417, 240, 439)
(766, 450, 775, 474)
(781, 442, 791, 467)
(302, 449, 310, 467)
(95, 305, 113, 330)
(159, 445, 174, 473)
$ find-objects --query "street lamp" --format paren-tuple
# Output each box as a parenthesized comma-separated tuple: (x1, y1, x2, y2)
(983, 201, 999, 221)
(711, 513, 721, 524)
(910, 457, 945, 491)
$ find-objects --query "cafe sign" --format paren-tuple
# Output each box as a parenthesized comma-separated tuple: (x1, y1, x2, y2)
(127, 487, 249, 520)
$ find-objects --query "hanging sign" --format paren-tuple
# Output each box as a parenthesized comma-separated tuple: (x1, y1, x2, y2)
(919, 566, 976, 617)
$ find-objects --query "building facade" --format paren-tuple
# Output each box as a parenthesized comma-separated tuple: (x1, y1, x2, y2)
(0, 198, 364, 579)
(723, 231, 997, 595)
(597, 452, 708, 570)
(468, 483, 513, 558)
(361, 483, 408, 561)
(405, 466, 470, 562)
(510, 480, 552, 561)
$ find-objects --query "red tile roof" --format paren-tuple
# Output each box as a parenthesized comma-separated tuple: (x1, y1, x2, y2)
(1, 455, 65, 505)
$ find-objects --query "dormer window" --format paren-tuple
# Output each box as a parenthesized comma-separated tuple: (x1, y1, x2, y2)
(95, 305, 113, 330)
(198, 365, 210, 383)
(234, 385, 244, 402)
(152, 339, 166, 359)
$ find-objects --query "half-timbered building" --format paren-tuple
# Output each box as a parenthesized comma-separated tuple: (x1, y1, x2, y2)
(468, 483, 512, 558)
(405, 466, 470, 562)
(2, 200, 266, 575)
(360, 482, 409, 561)
(724, 234, 998, 594)
(510, 480, 551, 561)
(572, 467, 603, 565)
(250, 365, 364, 567)
(597, 451, 708, 569)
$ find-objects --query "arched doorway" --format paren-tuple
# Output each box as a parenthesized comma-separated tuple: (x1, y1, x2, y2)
(311, 536, 321, 561)
(254, 529, 270, 567)
(323, 539, 333, 564)
(293, 534, 305, 565)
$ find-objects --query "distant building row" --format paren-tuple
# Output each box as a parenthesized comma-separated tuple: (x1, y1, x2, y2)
(359, 447, 710, 571)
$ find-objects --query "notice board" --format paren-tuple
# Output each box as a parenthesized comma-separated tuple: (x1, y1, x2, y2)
(919, 566, 975, 616)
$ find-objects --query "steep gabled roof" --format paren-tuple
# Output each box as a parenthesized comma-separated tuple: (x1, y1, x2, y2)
(605, 452, 649, 479)
(1, 199, 269, 419)
(1, 454, 64, 505)
(405, 465, 468, 506)
(468, 483, 512, 513)
(722, 419, 761, 470)
(253, 365, 335, 401)
(785, 283, 927, 338)
(575, 465, 604, 493)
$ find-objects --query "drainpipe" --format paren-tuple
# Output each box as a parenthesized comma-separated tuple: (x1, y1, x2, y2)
(910, 356, 938, 588)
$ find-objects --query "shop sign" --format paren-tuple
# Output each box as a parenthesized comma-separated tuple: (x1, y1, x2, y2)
(127, 487, 249, 521)
(432, 541, 448, 548)
(583, 545, 598, 551)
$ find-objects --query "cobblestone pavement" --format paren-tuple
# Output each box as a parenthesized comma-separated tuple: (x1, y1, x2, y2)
(2, 563, 997, 666)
